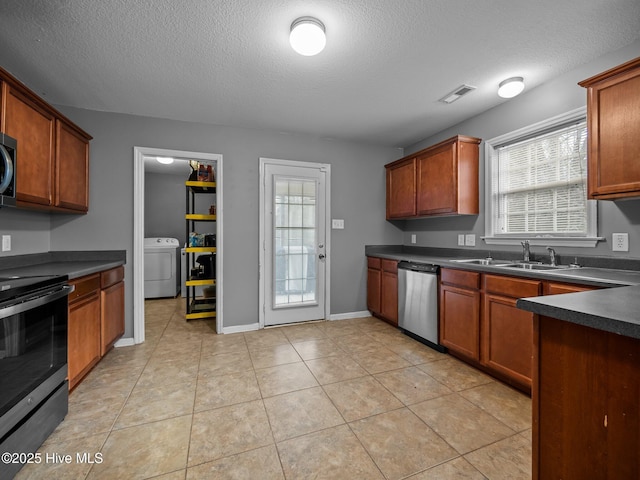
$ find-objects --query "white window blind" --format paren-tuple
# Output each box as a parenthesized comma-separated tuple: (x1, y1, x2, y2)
(491, 120, 588, 236)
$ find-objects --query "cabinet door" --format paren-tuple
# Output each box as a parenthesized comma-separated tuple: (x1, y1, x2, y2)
(482, 293, 534, 390)
(439, 283, 480, 360)
(380, 270, 398, 326)
(68, 292, 101, 389)
(101, 281, 125, 356)
(2, 83, 55, 206)
(417, 144, 456, 215)
(582, 59, 640, 199)
(367, 265, 381, 315)
(56, 119, 89, 211)
(534, 315, 640, 480)
(386, 158, 416, 219)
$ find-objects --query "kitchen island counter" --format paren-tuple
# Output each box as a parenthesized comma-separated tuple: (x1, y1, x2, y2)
(516, 284, 640, 339)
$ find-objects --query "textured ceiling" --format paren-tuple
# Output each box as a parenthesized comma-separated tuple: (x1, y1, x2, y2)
(0, 0, 639, 148)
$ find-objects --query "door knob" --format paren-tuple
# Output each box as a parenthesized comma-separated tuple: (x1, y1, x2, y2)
(319, 254, 325, 259)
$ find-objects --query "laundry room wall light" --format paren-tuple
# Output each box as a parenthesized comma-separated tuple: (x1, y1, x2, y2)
(498, 77, 525, 98)
(290, 17, 326, 56)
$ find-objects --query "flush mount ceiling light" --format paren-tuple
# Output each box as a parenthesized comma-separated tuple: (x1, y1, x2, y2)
(498, 77, 525, 98)
(156, 156, 174, 165)
(290, 17, 326, 56)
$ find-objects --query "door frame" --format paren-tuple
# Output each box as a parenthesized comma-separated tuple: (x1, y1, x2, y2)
(258, 157, 331, 328)
(133, 146, 223, 342)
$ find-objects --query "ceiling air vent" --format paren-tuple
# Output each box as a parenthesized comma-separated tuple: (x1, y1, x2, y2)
(438, 84, 476, 104)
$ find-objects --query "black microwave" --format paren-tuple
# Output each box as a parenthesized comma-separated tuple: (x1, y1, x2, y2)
(0, 133, 17, 208)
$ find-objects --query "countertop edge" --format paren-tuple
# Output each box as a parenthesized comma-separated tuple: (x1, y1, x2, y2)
(0, 251, 126, 280)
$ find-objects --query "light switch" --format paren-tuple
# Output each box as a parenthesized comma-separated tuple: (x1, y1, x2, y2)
(2, 235, 10, 252)
(411, 234, 416, 244)
(457, 234, 465, 246)
(332, 219, 344, 229)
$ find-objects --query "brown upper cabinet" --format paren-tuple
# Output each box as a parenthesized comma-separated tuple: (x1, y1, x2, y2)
(385, 135, 481, 219)
(0, 67, 92, 212)
(579, 56, 640, 200)
(386, 157, 417, 218)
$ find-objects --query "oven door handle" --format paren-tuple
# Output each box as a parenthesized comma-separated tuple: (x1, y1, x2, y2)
(0, 284, 74, 318)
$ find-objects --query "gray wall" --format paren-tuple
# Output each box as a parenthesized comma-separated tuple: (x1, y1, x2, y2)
(0, 208, 50, 256)
(402, 40, 640, 260)
(144, 171, 191, 245)
(44, 109, 403, 335)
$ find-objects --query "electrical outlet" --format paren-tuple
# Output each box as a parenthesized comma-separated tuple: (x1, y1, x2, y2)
(612, 233, 629, 252)
(331, 219, 344, 229)
(410, 234, 416, 244)
(2, 235, 10, 252)
(465, 234, 476, 247)
(457, 234, 465, 246)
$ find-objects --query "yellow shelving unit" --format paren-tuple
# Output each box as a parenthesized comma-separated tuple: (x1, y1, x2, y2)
(185, 179, 217, 321)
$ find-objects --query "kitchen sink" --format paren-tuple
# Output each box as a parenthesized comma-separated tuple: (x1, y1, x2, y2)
(450, 258, 514, 266)
(497, 263, 571, 271)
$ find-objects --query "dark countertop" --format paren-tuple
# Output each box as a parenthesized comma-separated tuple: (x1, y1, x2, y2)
(365, 246, 640, 287)
(517, 286, 640, 340)
(366, 245, 640, 339)
(0, 251, 126, 280)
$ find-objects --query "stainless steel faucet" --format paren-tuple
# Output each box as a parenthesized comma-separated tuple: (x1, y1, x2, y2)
(521, 240, 530, 262)
(547, 247, 557, 266)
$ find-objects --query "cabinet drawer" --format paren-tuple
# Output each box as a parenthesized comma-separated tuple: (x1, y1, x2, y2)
(544, 282, 598, 295)
(441, 268, 480, 289)
(101, 266, 124, 289)
(381, 259, 398, 273)
(69, 274, 101, 303)
(367, 257, 381, 269)
(484, 274, 541, 298)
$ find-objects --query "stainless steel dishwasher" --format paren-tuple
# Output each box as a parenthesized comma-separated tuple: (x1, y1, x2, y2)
(397, 261, 446, 352)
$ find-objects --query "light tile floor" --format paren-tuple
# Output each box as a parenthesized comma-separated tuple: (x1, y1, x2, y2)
(16, 298, 532, 479)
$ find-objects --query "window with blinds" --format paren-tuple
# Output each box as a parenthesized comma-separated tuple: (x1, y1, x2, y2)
(493, 121, 587, 235)
(485, 108, 599, 246)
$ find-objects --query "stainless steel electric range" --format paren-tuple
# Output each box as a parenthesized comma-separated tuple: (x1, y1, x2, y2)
(0, 274, 72, 479)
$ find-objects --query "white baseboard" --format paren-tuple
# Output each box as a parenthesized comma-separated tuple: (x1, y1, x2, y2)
(222, 322, 260, 334)
(114, 337, 136, 348)
(329, 310, 372, 321)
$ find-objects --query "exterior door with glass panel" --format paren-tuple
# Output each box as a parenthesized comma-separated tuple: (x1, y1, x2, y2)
(263, 161, 327, 326)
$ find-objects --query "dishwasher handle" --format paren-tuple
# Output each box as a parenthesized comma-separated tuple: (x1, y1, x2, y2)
(397, 260, 439, 274)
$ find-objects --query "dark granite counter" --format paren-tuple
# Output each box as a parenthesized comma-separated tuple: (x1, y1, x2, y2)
(366, 245, 640, 339)
(0, 251, 126, 279)
(365, 245, 640, 287)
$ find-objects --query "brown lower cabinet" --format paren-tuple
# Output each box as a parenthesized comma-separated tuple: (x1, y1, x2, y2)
(482, 274, 541, 391)
(439, 269, 480, 361)
(533, 315, 640, 479)
(100, 266, 125, 356)
(68, 274, 102, 390)
(68, 266, 125, 390)
(440, 268, 600, 394)
(366, 256, 398, 326)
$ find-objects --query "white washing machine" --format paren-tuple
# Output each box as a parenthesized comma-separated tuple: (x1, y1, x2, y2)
(144, 237, 181, 298)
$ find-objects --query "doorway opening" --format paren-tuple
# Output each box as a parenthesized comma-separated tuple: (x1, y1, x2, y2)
(133, 147, 223, 342)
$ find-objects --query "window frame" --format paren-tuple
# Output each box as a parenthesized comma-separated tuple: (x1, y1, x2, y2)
(483, 107, 602, 248)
